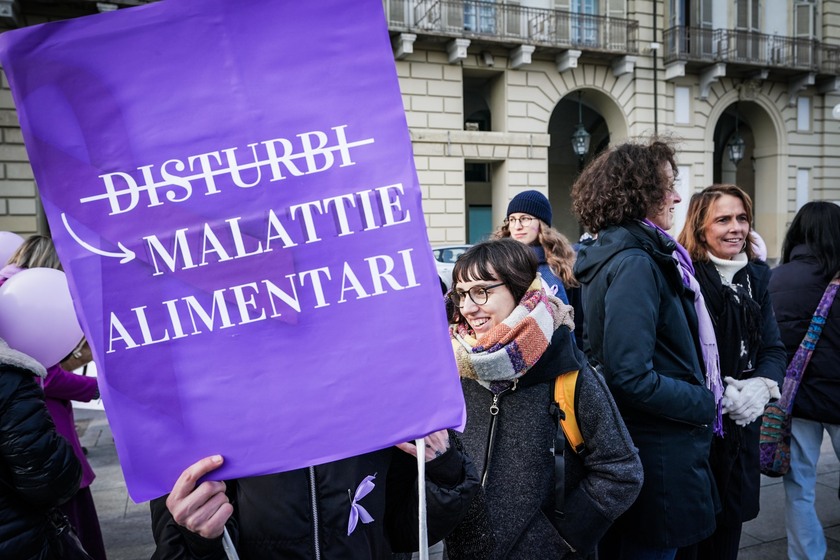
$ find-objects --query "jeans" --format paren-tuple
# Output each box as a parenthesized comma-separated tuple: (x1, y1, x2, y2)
(783, 417, 840, 560)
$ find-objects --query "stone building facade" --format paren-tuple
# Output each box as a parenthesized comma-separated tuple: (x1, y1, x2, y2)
(2, 0, 839, 258)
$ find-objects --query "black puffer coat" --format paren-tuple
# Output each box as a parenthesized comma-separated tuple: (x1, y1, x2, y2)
(574, 221, 717, 548)
(769, 245, 840, 423)
(151, 442, 479, 559)
(0, 342, 82, 560)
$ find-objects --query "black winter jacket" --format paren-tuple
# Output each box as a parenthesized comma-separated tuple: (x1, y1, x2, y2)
(573, 222, 717, 548)
(769, 246, 840, 423)
(695, 259, 786, 526)
(0, 343, 82, 560)
(454, 325, 642, 559)
(151, 443, 479, 559)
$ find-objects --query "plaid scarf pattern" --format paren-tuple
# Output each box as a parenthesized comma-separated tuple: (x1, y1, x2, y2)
(450, 277, 573, 385)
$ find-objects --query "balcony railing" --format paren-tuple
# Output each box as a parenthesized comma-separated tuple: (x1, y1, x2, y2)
(385, 0, 638, 55)
(664, 26, 839, 75)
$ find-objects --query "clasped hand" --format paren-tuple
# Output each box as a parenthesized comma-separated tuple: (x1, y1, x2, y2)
(720, 376, 775, 427)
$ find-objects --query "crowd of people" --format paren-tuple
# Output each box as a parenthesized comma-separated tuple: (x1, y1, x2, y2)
(2, 138, 839, 560)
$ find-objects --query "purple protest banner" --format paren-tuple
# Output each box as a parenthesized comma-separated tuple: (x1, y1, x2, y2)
(0, 0, 464, 502)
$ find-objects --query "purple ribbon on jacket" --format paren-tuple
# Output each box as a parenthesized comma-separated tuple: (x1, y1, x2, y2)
(347, 474, 376, 535)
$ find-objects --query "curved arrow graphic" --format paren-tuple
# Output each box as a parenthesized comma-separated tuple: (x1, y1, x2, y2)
(61, 212, 136, 264)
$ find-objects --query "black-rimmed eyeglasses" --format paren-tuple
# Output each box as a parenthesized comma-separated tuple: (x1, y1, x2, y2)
(449, 282, 505, 308)
(504, 215, 534, 227)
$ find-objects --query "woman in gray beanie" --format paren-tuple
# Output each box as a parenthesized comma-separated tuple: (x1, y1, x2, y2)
(494, 190, 578, 304)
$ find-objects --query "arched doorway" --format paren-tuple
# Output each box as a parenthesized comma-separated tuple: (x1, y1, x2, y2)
(547, 89, 625, 243)
(713, 103, 756, 204)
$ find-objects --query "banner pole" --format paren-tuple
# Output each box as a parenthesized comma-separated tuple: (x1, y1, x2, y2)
(222, 526, 240, 560)
(415, 437, 429, 560)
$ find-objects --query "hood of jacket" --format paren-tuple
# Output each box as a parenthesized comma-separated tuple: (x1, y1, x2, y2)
(0, 338, 47, 378)
(574, 221, 678, 287)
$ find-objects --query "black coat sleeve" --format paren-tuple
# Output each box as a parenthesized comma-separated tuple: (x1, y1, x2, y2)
(384, 433, 481, 552)
(0, 367, 81, 509)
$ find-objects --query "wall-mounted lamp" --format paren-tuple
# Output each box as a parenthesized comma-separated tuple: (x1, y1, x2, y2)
(728, 111, 745, 167)
(571, 91, 590, 167)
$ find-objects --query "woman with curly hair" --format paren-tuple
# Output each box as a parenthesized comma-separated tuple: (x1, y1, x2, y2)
(494, 190, 578, 303)
(571, 139, 718, 559)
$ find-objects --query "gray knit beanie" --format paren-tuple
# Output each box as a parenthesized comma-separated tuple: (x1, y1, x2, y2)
(506, 190, 552, 225)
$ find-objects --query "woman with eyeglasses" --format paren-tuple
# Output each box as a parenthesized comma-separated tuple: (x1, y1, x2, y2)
(445, 238, 642, 559)
(494, 190, 577, 305)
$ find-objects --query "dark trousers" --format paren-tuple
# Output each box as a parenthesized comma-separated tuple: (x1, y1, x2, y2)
(675, 523, 742, 560)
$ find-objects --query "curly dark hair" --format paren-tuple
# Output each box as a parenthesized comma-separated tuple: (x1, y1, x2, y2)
(571, 139, 678, 233)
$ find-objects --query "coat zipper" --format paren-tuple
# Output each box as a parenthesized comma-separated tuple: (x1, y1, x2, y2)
(309, 466, 321, 560)
(481, 380, 517, 487)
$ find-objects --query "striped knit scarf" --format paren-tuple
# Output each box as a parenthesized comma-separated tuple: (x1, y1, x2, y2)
(450, 277, 574, 388)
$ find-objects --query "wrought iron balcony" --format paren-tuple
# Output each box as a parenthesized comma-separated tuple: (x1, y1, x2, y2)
(664, 26, 840, 77)
(385, 0, 638, 55)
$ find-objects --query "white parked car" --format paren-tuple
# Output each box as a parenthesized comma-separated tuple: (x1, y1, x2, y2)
(432, 245, 472, 290)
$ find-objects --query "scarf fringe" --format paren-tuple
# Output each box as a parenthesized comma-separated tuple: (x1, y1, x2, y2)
(705, 353, 725, 436)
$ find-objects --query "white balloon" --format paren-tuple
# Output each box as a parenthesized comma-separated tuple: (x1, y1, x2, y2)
(0, 268, 83, 368)
(0, 231, 24, 267)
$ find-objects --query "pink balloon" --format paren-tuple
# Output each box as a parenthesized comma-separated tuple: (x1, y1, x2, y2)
(0, 268, 83, 368)
(0, 231, 24, 266)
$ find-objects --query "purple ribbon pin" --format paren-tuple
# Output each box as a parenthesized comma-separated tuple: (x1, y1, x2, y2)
(347, 474, 376, 535)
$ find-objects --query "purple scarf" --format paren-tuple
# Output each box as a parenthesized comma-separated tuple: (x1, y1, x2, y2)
(644, 220, 724, 436)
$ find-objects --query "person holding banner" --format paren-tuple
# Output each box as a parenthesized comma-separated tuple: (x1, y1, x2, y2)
(150, 427, 479, 559)
(1, 235, 107, 560)
(447, 238, 642, 559)
(0, 336, 82, 560)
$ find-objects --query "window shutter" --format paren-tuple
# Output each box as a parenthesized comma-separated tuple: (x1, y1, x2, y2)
(795, 2, 815, 38)
(506, 0, 521, 36)
(700, 0, 712, 28)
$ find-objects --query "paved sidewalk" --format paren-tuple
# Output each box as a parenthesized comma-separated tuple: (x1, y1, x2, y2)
(76, 407, 840, 560)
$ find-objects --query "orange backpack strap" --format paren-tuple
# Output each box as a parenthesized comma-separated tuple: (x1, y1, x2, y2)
(554, 370, 584, 454)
